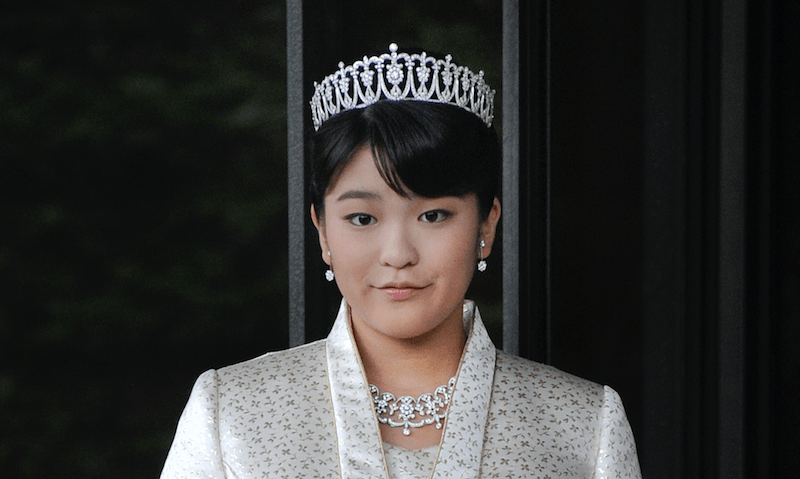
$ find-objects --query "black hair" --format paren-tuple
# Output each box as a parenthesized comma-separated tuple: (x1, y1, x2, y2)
(309, 100, 500, 221)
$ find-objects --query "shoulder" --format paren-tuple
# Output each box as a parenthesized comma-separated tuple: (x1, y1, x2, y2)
(493, 351, 605, 408)
(482, 352, 615, 477)
(217, 338, 327, 375)
(210, 339, 329, 392)
(164, 340, 338, 478)
(489, 351, 607, 439)
(180, 339, 334, 443)
(183, 340, 329, 401)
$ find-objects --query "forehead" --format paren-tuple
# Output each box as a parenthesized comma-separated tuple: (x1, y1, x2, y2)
(325, 145, 399, 197)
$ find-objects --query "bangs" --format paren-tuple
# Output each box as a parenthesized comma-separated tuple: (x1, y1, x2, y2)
(311, 100, 500, 219)
(363, 101, 499, 205)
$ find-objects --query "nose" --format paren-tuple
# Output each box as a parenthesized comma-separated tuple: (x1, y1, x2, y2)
(379, 223, 418, 269)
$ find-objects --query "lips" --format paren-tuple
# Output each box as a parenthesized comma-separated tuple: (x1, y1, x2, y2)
(378, 284, 426, 300)
(383, 288, 414, 300)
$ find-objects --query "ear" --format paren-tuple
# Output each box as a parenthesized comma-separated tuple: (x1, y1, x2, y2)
(310, 204, 331, 265)
(479, 198, 502, 258)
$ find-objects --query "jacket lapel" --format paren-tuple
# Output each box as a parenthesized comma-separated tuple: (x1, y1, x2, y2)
(325, 300, 497, 479)
(433, 301, 496, 478)
(326, 301, 389, 479)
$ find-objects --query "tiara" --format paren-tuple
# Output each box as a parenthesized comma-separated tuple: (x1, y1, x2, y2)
(310, 43, 495, 131)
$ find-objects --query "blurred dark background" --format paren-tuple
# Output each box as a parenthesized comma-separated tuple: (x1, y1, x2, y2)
(1, 1, 289, 476)
(2, 0, 798, 478)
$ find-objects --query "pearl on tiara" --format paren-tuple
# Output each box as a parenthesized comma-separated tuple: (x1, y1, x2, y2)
(310, 43, 495, 131)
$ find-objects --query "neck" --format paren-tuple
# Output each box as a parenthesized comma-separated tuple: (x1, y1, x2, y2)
(350, 304, 466, 397)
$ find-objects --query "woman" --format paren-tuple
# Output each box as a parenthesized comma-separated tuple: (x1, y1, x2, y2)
(161, 44, 641, 478)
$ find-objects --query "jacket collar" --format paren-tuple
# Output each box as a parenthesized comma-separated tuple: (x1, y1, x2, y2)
(325, 299, 497, 479)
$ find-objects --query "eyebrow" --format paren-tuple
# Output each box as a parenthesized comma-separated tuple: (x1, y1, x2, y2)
(336, 190, 382, 202)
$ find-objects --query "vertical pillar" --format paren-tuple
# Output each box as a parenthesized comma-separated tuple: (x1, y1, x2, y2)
(502, 0, 521, 356)
(287, 0, 330, 346)
(502, 0, 552, 361)
(286, 0, 306, 347)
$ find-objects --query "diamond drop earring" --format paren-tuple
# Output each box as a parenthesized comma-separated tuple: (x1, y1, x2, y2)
(325, 251, 334, 281)
(477, 240, 487, 272)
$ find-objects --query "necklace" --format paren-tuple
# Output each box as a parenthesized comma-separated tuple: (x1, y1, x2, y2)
(369, 377, 456, 436)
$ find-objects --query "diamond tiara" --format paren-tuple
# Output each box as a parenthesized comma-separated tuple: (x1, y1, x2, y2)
(310, 43, 495, 131)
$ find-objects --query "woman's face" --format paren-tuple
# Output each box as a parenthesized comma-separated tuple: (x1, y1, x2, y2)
(312, 145, 500, 342)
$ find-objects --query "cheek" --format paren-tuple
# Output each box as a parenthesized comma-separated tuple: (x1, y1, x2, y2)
(328, 230, 375, 278)
(434, 234, 478, 281)
(329, 232, 359, 262)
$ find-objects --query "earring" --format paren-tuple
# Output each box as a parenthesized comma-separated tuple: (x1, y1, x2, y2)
(325, 251, 335, 281)
(477, 240, 487, 272)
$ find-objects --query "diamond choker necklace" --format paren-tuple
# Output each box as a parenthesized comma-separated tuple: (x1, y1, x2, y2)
(369, 377, 456, 436)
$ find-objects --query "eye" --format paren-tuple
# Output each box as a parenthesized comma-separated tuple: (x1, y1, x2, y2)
(419, 210, 450, 223)
(346, 213, 376, 226)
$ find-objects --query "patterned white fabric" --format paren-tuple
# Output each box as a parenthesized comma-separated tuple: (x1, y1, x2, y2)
(383, 442, 438, 479)
(161, 300, 642, 478)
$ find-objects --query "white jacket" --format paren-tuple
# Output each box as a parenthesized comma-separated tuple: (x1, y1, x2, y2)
(161, 301, 641, 478)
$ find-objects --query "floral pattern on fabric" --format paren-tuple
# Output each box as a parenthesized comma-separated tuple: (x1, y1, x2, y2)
(383, 442, 438, 479)
(160, 300, 641, 479)
(161, 340, 341, 478)
(594, 386, 642, 479)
